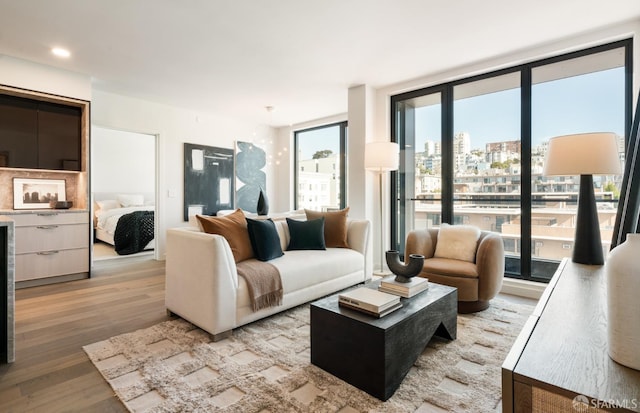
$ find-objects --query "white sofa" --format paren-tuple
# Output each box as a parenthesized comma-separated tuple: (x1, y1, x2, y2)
(165, 218, 371, 340)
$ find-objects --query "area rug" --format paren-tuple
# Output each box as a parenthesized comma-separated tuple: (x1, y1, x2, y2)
(83, 297, 533, 412)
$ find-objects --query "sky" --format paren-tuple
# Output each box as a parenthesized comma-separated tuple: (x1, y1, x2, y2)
(296, 67, 625, 160)
(296, 124, 341, 160)
(416, 67, 625, 152)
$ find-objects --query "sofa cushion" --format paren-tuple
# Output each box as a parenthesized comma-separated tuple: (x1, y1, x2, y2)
(286, 217, 326, 250)
(236, 248, 365, 308)
(196, 209, 254, 262)
(434, 223, 480, 263)
(305, 207, 350, 248)
(246, 218, 284, 261)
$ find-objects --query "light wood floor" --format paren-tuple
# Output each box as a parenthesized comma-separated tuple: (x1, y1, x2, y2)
(0, 260, 538, 412)
(0, 258, 168, 412)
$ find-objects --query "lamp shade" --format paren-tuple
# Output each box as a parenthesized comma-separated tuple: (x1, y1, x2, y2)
(365, 141, 399, 172)
(543, 132, 621, 176)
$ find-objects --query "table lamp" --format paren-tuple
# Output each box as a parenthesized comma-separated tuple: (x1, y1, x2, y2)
(543, 132, 621, 265)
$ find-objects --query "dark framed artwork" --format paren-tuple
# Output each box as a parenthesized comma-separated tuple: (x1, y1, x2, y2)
(235, 141, 266, 213)
(183, 143, 234, 221)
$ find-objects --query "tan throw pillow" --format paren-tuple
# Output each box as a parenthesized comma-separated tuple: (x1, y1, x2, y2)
(433, 223, 481, 263)
(305, 207, 350, 248)
(196, 209, 254, 263)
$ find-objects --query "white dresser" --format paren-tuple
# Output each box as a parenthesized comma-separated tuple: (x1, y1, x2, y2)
(8, 210, 90, 287)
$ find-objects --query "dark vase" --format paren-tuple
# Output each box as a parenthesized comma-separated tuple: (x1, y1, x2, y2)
(257, 188, 269, 216)
(385, 250, 424, 283)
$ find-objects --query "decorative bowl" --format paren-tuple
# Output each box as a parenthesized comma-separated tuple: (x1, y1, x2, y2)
(386, 250, 425, 283)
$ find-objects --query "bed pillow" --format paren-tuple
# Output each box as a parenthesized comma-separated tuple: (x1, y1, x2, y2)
(118, 194, 145, 207)
(96, 199, 120, 211)
(433, 223, 481, 263)
(286, 217, 326, 250)
(305, 207, 350, 248)
(196, 209, 254, 262)
(246, 218, 284, 261)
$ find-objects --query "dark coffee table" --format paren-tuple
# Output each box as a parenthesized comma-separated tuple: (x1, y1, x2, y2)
(310, 281, 457, 401)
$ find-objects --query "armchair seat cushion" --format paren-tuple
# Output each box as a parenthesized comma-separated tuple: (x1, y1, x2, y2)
(422, 258, 478, 279)
(405, 226, 504, 313)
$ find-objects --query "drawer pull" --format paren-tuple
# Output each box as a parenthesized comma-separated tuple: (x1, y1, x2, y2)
(37, 251, 60, 255)
(36, 225, 59, 230)
(37, 212, 59, 217)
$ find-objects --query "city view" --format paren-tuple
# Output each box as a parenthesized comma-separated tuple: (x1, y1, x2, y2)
(295, 128, 624, 276)
(295, 47, 627, 277)
(412, 131, 623, 264)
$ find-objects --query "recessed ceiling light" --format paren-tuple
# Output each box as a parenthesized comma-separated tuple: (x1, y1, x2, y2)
(52, 47, 71, 58)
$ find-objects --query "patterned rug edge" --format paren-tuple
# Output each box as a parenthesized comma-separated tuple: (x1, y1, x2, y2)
(83, 297, 534, 413)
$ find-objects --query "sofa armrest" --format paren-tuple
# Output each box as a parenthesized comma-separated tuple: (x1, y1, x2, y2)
(165, 227, 238, 336)
(347, 219, 372, 281)
(476, 232, 505, 301)
(405, 229, 437, 261)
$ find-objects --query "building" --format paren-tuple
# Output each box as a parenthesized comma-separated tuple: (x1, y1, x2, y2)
(418, 135, 623, 264)
(297, 153, 341, 210)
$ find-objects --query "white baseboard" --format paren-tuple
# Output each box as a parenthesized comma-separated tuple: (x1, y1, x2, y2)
(500, 278, 545, 300)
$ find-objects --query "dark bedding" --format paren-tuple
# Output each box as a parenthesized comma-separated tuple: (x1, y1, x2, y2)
(114, 210, 155, 255)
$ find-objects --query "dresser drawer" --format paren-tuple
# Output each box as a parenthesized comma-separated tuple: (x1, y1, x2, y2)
(15, 248, 89, 281)
(10, 211, 89, 227)
(15, 223, 89, 253)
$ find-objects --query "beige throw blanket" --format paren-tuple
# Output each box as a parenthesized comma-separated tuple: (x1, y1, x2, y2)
(236, 259, 283, 311)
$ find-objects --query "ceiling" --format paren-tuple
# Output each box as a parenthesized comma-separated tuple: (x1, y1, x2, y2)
(1, 0, 639, 127)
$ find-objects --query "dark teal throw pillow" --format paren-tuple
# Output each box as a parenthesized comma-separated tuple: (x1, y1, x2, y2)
(286, 217, 326, 250)
(246, 218, 284, 261)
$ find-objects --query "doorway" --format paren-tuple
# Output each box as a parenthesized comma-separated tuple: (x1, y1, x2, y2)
(91, 126, 158, 262)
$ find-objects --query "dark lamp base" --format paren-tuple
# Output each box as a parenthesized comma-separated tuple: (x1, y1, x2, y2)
(572, 175, 604, 266)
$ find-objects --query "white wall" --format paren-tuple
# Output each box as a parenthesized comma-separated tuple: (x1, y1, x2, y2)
(0, 55, 280, 262)
(0, 55, 91, 100)
(91, 90, 278, 258)
(92, 126, 155, 194)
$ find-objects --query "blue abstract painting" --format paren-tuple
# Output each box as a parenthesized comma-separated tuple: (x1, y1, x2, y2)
(235, 141, 266, 213)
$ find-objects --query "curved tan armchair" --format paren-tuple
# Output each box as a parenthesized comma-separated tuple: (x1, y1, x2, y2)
(405, 228, 504, 313)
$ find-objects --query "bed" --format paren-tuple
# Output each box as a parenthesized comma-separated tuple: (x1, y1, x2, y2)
(93, 193, 155, 255)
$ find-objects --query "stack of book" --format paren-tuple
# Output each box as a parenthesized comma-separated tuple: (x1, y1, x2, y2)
(338, 287, 402, 318)
(378, 276, 429, 298)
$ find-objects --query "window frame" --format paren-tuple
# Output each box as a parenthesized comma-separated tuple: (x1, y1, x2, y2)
(390, 39, 633, 282)
(293, 121, 347, 211)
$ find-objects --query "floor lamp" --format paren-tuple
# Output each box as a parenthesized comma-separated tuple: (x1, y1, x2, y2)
(365, 141, 400, 276)
(543, 132, 621, 265)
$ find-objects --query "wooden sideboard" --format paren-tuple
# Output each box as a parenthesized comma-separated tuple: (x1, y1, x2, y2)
(502, 258, 640, 412)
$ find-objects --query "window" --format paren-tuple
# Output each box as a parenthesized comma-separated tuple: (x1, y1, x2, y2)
(294, 122, 347, 211)
(453, 72, 521, 268)
(394, 91, 442, 244)
(530, 47, 625, 277)
(392, 40, 631, 282)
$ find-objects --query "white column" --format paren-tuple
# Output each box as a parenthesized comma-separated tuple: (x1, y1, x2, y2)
(348, 84, 382, 273)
